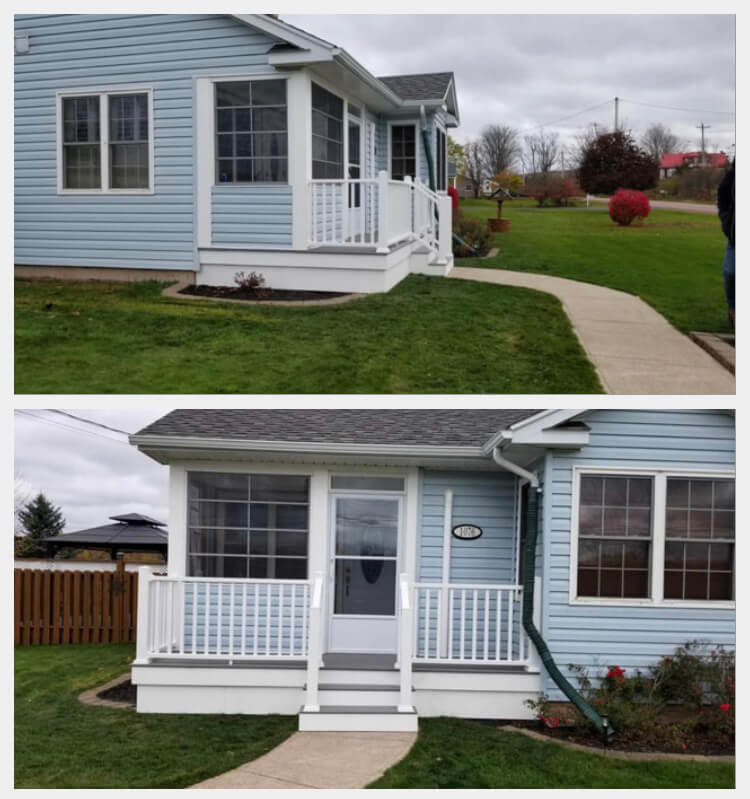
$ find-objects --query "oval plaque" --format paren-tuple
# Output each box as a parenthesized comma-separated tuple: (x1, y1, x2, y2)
(452, 524, 483, 540)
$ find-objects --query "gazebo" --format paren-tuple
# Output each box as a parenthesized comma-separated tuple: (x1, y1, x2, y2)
(44, 513, 168, 561)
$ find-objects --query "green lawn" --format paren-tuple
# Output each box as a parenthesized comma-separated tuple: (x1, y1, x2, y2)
(458, 198, 729, 334)
(14, 644, 296, 789)
(14, 275, 602, 394)
(370, 717, 734, 789)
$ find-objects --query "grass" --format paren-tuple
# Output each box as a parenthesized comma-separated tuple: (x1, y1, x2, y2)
(14, 274, 602, 394)
(457, 198, 730, 334)
(14, 644, 297, 788)
(369, 717, 735, 789)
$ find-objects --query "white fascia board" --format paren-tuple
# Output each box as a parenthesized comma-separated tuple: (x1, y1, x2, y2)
(129, 434, 486, 460)
(230, 14, 336, 54)
(481, 409, 587, 453)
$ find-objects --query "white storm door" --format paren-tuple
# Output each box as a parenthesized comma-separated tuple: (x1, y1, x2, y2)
(328, 494, 401, 653)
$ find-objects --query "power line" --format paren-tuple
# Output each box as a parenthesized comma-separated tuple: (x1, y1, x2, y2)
(14, 410, 132, 448)
(45, 409, 131, 436)
(622, 98, 735, 117)
(519, 100, 613, 132)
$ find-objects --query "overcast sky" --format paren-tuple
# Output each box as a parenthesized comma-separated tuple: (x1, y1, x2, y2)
(286, 14, 736, 154)
(14, 410, 171, 533)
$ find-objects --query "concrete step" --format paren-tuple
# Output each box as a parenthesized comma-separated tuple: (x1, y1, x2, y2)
(317, 683, 401, 707)
(298, 705, 418, 732)
(320, 668, 400, 686)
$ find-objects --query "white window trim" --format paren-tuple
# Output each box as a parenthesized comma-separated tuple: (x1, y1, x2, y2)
(56, 86, 155, 195)
(569, 465, 735, 610)
(328, 471, 407, 495)
(386, 119, 420, 182)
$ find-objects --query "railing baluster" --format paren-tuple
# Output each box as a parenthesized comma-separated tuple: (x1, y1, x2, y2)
(290, 584, 296, 656)
(435, 588, 441, 660)
(241, 583, 247, 656)
(253, 584, 259, 657)
(495, 589, 502, 661)
(217, 582, 223, 655)
(447, 588, 454, 660)
(302, 583, 309, 656)
(424, 589, 430, 659)
(166, 579, 173, 654)
(483, 589, 490, 660)
(265, 584, 271, 656)
(229, 582, 235, 658)
(507, 589, 514, 661)
(471, 589, 478, 660)
(277, 584, 284, 656)
(459, 590, 465, 660)
(203, 582, 209, 655)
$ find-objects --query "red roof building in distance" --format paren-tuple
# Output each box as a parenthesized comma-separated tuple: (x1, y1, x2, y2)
(660, 151, 729, 177)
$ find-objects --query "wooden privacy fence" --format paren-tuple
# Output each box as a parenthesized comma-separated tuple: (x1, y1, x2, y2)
(14, 561, 140, 645)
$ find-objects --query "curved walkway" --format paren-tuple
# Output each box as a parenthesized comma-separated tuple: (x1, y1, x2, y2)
(190, 731, 416, 789)
(450, 267, 734, 394)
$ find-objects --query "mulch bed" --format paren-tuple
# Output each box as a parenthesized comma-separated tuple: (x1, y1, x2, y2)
(179, 285, 348, 302)
(511, 721, 734, 757)
(97, 678, 137, 706)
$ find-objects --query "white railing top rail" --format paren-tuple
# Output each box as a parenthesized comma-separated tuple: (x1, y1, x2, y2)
(310, 178, 378, 184)
(414, 582, 523, 591)
(412, 178, 440, 203)
(152, 575, 311, 586)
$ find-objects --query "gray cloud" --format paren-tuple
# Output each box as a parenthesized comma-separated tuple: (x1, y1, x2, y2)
(14, 410, 172, 533)
(286, 14, 735, 152)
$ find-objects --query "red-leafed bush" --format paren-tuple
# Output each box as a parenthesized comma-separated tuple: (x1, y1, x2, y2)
(447, 185, 459, 211)
(608, 189, 651, 226)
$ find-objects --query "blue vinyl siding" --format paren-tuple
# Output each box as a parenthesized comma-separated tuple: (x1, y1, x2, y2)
(418, 470, 519, 584)
(212, 185, 293, 247)
(14, 13, 283, 270)
(541, 409, 736, 699)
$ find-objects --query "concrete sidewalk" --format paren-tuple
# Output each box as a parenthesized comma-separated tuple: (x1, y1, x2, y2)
(189, 731, 416, 789)
(450, 267, 735, 394)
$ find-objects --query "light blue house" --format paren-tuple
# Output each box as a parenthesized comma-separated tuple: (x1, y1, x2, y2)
(14, 14, 458, 293)
(129, 409, 735, 732)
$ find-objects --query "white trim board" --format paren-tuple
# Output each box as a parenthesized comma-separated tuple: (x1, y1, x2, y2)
(568, 465, 736, 610)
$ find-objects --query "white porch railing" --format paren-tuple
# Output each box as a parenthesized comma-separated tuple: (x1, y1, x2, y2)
(412, 583, 529, 665)
(135, 569, 311, 662)
(308, 170, 452, 263)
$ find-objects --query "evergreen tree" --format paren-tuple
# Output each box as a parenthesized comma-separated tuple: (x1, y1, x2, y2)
(16, 493, 65, 558)
(578, 131, 659, 195)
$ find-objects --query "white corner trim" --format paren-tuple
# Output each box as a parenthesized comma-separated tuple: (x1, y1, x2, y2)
(568, 464, 736, 609)
(55, 86, 155, 196)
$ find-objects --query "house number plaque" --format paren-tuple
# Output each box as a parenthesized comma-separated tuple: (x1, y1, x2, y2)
(452, 524, 483, 540)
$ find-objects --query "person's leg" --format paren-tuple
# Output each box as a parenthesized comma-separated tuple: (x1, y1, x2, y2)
(722, 242, 735, 327)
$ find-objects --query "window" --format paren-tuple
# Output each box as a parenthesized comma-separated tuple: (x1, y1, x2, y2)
(664, 478, 734, 600)
(187, 472, 309, 579)
(576, 474, 653, 599)
(311, 83, 344, 179)
(330, 475, 405, 492)
(390, 124, 416, 181)
(60, 90, 151, 191)
(435, 127, 447, 191)
(215, 79, 288, 183)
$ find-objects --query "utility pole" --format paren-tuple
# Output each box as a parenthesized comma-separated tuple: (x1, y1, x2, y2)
(696, 121, 711, 165)
(614, 97, 619, 131)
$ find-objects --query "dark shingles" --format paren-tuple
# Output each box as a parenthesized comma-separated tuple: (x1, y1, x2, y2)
(377, 72, 453, 101)
(135, 410, 541, 448)
(44, 521, 168, 547)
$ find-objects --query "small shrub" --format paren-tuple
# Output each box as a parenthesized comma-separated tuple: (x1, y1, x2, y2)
(608, 189, 651, 226)
(453, 214, 492, 257)
(233, 271, 269, 296)
(525, 174, 580, 207)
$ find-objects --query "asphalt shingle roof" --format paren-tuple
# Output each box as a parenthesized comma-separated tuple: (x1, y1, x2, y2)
(377, 72, 453, 101)
(45, 515, 167, 547)
(135, 410, 540, 448)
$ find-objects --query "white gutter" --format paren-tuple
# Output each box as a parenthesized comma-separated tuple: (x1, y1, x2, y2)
(491, 445, 540, 489)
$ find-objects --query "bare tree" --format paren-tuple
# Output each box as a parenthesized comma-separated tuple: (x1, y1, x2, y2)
(564, 124, 602, 171)
(523, 130, 560, 176)
(463, 139, 485, 198)
(480, 124, 520, 176)
(641, 123, 683, 161)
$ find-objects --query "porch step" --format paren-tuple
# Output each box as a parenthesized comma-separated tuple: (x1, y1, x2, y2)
(317, 682, 401, 707)
(298, 705, 418, 732)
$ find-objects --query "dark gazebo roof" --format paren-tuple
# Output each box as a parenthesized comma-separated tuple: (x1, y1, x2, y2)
(45, 513, 168, 555)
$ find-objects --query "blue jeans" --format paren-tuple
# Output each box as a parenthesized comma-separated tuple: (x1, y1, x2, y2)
(723, 242, 735, 312)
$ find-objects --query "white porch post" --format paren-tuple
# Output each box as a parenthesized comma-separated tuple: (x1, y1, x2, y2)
(376, 169, 389, 252)
(437, 193, 452, 264)
(135, 566, 152, 663)
(288, 70, 312, 250)
(398, 573, 413, 712)
(304, 571, 324, 712)
(167, 466, 187, 577)
(440, 489, 453, 658)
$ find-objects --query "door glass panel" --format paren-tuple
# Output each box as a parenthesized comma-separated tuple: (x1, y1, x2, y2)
(335, 559, 396, 615)
(335, 498, 398, 557)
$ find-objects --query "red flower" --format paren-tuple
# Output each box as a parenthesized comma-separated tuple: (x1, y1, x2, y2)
(682, 744, 687, 751)
(606, 666, 626, 681)
(720, 703, 731, 713)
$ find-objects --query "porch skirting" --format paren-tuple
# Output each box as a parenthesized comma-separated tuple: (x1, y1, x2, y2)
(131, 662, 541, 720)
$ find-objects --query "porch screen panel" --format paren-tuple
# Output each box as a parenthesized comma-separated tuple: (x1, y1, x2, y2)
(664, 478, 734, 600)
(187, 472, 309, 578)
(576, 474, 653, 599)
(215, 79, 288, 183)
(311, 83, 344, 179)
